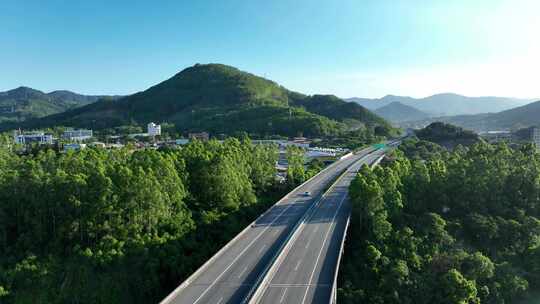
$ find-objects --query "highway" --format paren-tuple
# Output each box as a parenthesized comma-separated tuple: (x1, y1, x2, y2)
(249, 149, 385, 304)
(160, 147, 379, 304)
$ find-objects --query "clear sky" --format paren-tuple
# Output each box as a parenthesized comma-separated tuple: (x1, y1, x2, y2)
(1, 0, 539, 99)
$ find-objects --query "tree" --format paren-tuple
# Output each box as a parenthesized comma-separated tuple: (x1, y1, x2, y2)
(286, 145, 306, 187)
(435, 269, 479, 304)
(0, 136, 286, 303)
(339, 141, 540, 303)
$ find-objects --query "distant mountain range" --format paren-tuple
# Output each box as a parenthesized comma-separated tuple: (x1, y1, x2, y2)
(347, 93, 534, 117)
(4, 64, 393, 137)
(374, 102, 429, 123)
(401, 100, 540, 132)
(0, 87, 120, 123)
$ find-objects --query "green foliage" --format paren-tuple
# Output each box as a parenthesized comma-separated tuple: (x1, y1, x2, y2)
(437, 269, 479, 304)
(286, 145, 306, 187)
(416, 122, 479, 146)
(399, 137, 448, 160)
(0, 87, 110, 124)
(317, 128, 387, 149)
(339, 141, 540, 304)
(0, 138, 285, 303)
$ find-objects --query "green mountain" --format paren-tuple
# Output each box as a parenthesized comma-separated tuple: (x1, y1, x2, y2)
(374, 101, 429, 123)
(9, 64, 392, 137)
(0, 86, 118, 123)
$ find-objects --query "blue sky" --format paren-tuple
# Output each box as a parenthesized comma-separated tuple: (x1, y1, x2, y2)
(1, 0, 538, 98)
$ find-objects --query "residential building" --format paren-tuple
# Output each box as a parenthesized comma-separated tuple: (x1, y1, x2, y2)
(90, 142, 106, 148)
(189, 132, 209, 141)
(175, 138, 190, 145)
(63, 129, 93, 141)
(64, 143, 87, 152)
(14, 131, 53, 145)
(128, 133, 149, 138)
(0, 105, 15, 113)
(479, 130, 512, 143)
(148, 122, 161, 136)
(252, 139, 287, 147)
(289, 137, 311, 148)
(532, 127, 540, 150)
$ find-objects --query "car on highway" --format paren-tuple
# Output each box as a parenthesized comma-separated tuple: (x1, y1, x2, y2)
(303, 191, 311, 197)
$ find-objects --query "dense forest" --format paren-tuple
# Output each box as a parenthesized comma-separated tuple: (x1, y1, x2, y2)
(339, 138, 540, 303)
(415, 122, 480, 148)
(0, 137, 318, 303)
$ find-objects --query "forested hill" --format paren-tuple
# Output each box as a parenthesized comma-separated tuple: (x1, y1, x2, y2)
(415, 122, 480, 148)
(0, 86, 118, 123)
(5, 64, 394, 137)
(374, 101, 429, 123)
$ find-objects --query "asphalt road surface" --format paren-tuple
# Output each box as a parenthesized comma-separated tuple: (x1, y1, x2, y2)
(252, 150, 385, 304)
(160, 148, 378, 304)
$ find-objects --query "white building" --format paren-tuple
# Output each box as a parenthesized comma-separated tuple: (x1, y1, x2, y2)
(128, 133, 149, 139)
(532, 127, 540, 150)
(148, 122, 161, 136)
(14, 132, 53, 145)
(63, 129, 93, 141)
(175, 138, 189, 145)
(64, 143, 87, 152)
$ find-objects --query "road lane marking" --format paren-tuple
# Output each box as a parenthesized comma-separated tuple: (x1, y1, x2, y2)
(216, 297, 224, 304)
(300, 193, 348, 304)
(304, 238, 312, 249)
(238, 266, 249, 278)
(279, 287, 288, 303)
(191, 200, 299, 304)
(258, 244, 267, 254)
(294, 260, 302, 271)
(270, 283, 330, 287)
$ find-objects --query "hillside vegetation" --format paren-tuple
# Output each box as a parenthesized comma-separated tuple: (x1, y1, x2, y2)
(0, 87, 116, 123)
(415, 122, 480, 148)
(374, 101, 429, 123)
(339, 140, 540, 304)
(6, 64, 394, 138)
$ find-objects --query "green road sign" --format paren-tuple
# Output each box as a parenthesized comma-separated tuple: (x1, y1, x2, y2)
(373, 143, 386, 149)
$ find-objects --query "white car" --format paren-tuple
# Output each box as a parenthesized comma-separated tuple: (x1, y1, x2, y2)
(303, 191, 311, 197)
